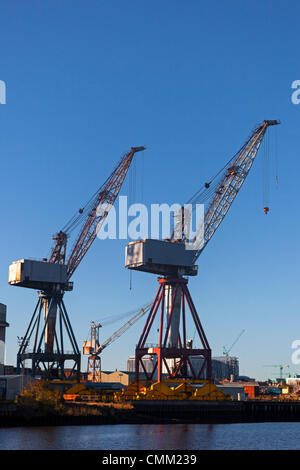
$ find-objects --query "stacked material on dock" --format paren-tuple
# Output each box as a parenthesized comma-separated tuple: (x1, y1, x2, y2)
(63, 381, 125, 402)
(115, 380, 231, 401)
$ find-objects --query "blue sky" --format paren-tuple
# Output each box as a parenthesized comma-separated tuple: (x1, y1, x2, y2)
(0, 0, 299, 380)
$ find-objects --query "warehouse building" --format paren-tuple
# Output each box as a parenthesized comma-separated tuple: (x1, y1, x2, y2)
(217, 383, 245, 400)
(127, 354, 239, 381)
(212, 356, 239, 379)
(127, 355, 157, 374)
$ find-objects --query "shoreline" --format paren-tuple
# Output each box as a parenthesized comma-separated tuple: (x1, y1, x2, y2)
(2, 400, 300, 427)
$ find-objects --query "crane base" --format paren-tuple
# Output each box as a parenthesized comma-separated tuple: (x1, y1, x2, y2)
(17, 351, 81, 381)
(16, 292, 81, 381)
(135, 277, 211, 383)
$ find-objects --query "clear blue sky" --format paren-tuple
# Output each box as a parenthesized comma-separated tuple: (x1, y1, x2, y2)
(0, 0, 299, 380)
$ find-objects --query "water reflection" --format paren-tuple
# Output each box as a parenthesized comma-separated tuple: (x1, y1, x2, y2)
(0, 423, 300, 450)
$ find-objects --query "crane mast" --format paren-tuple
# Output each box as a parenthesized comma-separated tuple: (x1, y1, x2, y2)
(83, 304, 151, 381)
(96, 304, 152, 354)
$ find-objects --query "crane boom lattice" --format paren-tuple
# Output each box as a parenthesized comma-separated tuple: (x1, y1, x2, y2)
(83, 304, 151, 381)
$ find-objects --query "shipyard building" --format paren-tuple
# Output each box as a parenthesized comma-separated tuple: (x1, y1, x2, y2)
(0, 303, 9, 375)
(127, 355, 239, 381)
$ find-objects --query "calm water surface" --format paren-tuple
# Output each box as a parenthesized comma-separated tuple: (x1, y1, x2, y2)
(1, 423, 300, 450)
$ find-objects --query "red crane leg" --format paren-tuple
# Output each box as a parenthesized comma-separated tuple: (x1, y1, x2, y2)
(135, 277, 212, 383)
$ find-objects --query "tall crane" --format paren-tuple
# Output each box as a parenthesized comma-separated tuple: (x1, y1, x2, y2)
(125, 120, 280, 383)
(83, 303, 152, 381)
(9, 146, 146, 380)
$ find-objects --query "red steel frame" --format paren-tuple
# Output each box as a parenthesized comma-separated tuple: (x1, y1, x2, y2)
(135, 277, 212, 383)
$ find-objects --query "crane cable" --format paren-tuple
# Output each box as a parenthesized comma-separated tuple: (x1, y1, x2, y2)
(262, 129, 270, 211)
(185, 128, 257, 208)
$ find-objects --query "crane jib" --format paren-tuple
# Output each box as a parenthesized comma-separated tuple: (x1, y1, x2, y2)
(190, 120, 280, 262)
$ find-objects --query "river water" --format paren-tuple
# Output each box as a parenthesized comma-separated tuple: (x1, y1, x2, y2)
(1, 422, 300, 450)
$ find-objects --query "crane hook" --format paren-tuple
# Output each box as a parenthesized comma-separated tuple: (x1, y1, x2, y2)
(263, 207, 269, 215)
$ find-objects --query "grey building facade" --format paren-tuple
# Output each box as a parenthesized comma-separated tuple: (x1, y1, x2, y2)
(0, 303, 9, 375)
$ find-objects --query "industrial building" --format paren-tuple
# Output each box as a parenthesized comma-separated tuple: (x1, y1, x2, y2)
(127, 355, 239, 381)
(217, 384, 245, 400)
(87, 370, 133, 386)
(85, 370, 154, 387)
(286, 377, 300, 387)
(212, 356, 239, 380)
(0, 375, 30, 400)
(0, 303, 9, 375)
(127, 355, 157, 375)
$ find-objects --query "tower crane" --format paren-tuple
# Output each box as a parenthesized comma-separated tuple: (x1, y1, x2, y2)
(83, 303, 152, 381)
(9, 146, 146, 380)
(125, 120, 280, 383)
(263, 364, 290, 380)
(223, 329, 245, 378)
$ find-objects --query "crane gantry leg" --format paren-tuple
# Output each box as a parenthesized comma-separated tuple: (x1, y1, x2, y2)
(135, 277, 212, 383)
(17, 292, 81, 381)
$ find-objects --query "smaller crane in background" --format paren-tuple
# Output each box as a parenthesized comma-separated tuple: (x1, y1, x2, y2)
(263, 364, 290, 380)
(83, 303, 152, 381)
(223, 329, 245, 359)
(82, 322, 102, 382)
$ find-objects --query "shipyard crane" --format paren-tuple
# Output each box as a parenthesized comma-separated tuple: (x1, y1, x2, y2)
(9, 146, 146, 380)
(82, 303, 152, 381)
(125, 120, 280, 383)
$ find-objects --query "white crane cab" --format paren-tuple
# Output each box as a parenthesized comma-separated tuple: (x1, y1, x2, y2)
(8, 259, 69, 291)
(125, 239, 198, 277)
